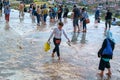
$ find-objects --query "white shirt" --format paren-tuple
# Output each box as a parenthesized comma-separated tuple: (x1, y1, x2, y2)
(49, 28, 69, 40)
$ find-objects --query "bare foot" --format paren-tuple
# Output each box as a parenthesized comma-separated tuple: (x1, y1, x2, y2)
(51, 53, 54, 57)
(106, 73, 111, 77)
(78, 30, 80, 33)
(97, 73, 103, 77)
(58, 57, 60, 60)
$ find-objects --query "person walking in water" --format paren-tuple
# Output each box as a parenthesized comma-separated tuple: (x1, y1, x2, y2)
(42, 6, 48, 25)
(105, 10, 112, 31)
(72, 5, 80, 33)
(36, 5, 41, 26)
(95, 7, 100, 24)
(18, 1, 24, 18)
(57, 5, 63, 22)
(81, 8, 88, 32)
(63, 5, 69, 19)
(0, 1, 3, 17)
(4, 5, 10, 23)
(48, 22, 70, 60)
(97, 30, 115, 77)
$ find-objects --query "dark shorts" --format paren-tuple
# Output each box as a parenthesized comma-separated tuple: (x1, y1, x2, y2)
(95, 16, 99, 20)
(73, 18, 79, 27)
(99, 58, 110, 71)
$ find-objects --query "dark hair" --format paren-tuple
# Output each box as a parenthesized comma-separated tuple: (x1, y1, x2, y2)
(37, 5, 39, 8)
(113, 18, 116, 21)
(73, 5, 76, 8)
(82, 7, 85, 11)
(58, 22, 64, 26)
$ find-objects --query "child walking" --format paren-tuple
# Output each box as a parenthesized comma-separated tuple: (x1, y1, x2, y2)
(98, 30, 115, 77)
(48, 22, 70, 60)
(4, 5, 10, 23)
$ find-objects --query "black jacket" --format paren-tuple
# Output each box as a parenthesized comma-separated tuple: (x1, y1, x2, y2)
(98, 38, 115, 59)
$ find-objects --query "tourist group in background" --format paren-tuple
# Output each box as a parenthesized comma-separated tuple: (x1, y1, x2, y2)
(28, 2, 68, 26)
(0, 0, 117, 32)
(0, 0, 115, 33)
(27, 2, 90, 33)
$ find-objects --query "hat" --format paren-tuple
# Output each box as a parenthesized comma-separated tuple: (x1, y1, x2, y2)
(106, 30, 112, 39)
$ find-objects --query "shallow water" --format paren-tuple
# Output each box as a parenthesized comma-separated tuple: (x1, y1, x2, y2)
(0, 9, 120, 80)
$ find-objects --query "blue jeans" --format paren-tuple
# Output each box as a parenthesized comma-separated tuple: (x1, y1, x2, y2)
(43, 14, 47, 22)
(83, 20, 87, 30)
(58, 13, 62, 22)
(36, 14, 40, 24)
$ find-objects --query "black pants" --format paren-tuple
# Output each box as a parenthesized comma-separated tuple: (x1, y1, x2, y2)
(105, 19, 111, 29)
(53, 38, 61, 57)
(83, 20, 86, 30)
(58, 13, 62, 22)
(63, 12, 68, 18)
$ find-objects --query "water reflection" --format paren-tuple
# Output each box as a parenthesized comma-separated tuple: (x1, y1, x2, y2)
(94, 23, 98, 28)
(0, 12, 2, 21)
(80, 33, 86, 44)
(31, 16, 36, 23)
(19, 17, 24, 23)
(4, 23, 10, 30)
(71, 33, 79, 44)
(63, 18, 68, 24)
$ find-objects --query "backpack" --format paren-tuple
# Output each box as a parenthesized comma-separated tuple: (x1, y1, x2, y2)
(102, 39, 113, 55)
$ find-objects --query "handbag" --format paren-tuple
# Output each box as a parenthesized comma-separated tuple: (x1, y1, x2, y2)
(44, 42, 51, 52)
(85, 18, 90, 24)
(55, 40, 61, 44)
(102, 39, 113, 55)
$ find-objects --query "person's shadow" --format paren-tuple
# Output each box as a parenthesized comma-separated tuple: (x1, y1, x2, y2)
(80, 33, 86, 44)
(71, 33, 79, 44)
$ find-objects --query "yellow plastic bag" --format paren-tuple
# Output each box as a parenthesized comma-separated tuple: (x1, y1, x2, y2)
(44, 42, 51, 52)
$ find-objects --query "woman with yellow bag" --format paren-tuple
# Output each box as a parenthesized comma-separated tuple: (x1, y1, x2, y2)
(48, 22, 70, 60)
